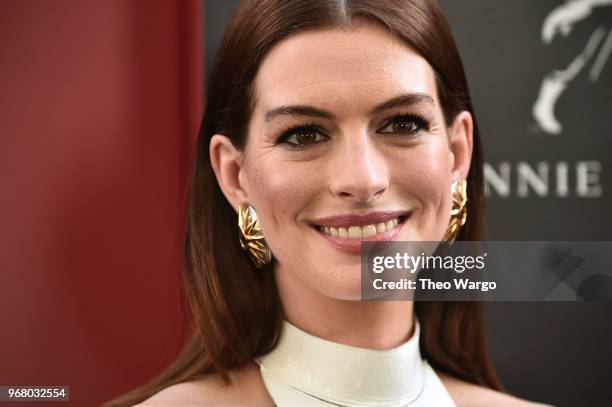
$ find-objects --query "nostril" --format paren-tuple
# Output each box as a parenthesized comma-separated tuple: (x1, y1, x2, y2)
(332, 184, 388, 203)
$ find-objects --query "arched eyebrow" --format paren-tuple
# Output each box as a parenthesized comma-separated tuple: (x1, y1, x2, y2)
(264, 93, 434, 123)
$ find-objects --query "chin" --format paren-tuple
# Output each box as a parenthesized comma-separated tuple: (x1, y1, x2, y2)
(309, 263, 365, 301)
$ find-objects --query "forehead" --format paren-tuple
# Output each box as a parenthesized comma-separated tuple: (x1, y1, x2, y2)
(253, 20, 438, 114)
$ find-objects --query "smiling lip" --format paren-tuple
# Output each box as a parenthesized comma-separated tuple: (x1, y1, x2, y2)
(311, 211, 410, 255)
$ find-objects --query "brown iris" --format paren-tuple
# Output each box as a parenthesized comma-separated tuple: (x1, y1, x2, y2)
(295, 129, 318, 145)
(392, 120, 418, 133)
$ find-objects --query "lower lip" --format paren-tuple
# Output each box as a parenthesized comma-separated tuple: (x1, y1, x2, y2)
(313, 216, 408, 255)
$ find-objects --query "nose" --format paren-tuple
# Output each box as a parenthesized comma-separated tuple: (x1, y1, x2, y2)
(328, 130, 389, 203)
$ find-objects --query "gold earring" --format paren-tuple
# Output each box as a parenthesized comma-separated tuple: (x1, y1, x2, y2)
(443, 179, 468, 244)
(237, 204, 272, 268)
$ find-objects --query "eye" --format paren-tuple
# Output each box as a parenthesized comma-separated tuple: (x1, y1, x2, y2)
(278, 124, 329, 148)
(379, 113, 430, 135)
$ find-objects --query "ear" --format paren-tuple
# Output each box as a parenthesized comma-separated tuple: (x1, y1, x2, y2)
(447, 111, 474, 182)
(209, 134, 250, 212)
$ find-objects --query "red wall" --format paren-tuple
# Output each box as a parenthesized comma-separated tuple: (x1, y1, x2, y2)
(0, 1, 203, 405)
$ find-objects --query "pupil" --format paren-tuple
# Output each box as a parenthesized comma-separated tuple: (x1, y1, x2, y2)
(396, 121, 416, 132)
(297, 131, 315, 143)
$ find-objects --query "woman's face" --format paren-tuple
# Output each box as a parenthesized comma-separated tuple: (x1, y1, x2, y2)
(212, 20, 472, 300)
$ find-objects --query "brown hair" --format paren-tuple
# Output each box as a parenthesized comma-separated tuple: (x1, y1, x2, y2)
(104, 0, 501, 405)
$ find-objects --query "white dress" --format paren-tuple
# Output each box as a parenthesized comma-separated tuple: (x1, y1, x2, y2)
(254, 319, 457, 406)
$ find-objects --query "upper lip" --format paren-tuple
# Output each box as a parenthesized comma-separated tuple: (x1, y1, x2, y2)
(310, 210, 410, 228)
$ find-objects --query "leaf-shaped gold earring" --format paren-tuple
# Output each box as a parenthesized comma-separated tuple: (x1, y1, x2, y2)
(443, 179, 468, 244)
(238, 204, 272, 268)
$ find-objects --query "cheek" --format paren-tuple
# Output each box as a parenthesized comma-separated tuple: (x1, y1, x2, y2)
(245, 158, 318, 257)
(390, 141, 452, 234)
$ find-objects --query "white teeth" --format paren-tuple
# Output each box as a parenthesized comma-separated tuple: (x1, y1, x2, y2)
(318, 217, 403, 239)
(348, 226, 362, 239)
(362, 225, 377, 238)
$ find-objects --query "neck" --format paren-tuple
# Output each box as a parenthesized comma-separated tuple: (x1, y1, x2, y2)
(275, 266, 415, 350)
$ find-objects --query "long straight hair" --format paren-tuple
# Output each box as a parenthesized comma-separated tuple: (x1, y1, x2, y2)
(104, 1, 501, 405)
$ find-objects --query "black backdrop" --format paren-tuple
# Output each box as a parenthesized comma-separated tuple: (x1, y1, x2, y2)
(203, 1, 612, 406)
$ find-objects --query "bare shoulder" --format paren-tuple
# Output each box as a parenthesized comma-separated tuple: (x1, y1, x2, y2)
(437, 371, 554, 407)
(136, 361, 274, 407)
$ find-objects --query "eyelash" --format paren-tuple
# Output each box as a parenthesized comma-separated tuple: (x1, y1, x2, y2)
(276, 113, 431, 149)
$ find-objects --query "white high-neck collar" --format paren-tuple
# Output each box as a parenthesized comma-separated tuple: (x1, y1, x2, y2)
(255, 318, 456, 406)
